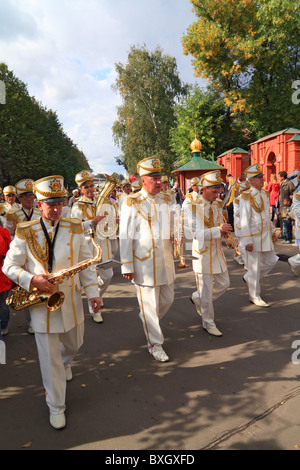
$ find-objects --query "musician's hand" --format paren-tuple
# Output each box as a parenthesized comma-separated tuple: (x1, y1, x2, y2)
(123, 273, 134, 281)
(90, 297, 101, 313)
(92, 215, 106, 226)
(219, 223, 232, 235)
(246, 243, 254, 252)
(30, 274, 54, 292)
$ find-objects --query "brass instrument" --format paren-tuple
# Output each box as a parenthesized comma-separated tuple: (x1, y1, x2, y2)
(6, 231, 102, 312)
(95, 174, 119, 238)
(220, 214, 241, 257)
(173, 205, 189, 269)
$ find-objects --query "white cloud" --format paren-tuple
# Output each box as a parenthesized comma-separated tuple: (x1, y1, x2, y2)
(0, 0, 201, 177)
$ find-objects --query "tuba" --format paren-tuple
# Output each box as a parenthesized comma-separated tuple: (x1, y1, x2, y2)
(6, 231, 102, 312)
(95, 174, 119, 238)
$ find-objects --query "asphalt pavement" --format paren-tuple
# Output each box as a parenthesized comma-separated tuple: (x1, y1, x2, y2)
(1, 240, 300, 451)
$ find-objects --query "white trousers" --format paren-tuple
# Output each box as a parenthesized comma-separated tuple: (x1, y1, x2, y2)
(192, 271, 230, 329)
(135, 283, 174, 351)
(288, 245, 300, 270)
(243, 250, 278, 301)
(34, 323, 84, 415)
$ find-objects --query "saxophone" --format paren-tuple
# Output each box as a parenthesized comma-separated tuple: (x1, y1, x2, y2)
(95, 174, 119, 238)
(6, 231, 102, 312)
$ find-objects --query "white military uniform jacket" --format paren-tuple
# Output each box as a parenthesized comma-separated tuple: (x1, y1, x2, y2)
(239, 186, 275, 252)
(120, 188, 175, 287)
(4, 206, 41, 238)
(185, 195, 227, 274)
(3, 217, 99, 334)
(292, 192, 300, 240)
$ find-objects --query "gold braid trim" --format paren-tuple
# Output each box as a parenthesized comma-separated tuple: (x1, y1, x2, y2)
(204, 206, 214, 228)
(241, 190, 264, 213)
(78, 202, 96, 220)
(60, 217, 83, 234)
(16, 220, 49, 264)
(294, 193, 300, 201)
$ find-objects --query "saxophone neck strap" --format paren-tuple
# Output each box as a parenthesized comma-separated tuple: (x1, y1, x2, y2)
(40, 218, 60, 273)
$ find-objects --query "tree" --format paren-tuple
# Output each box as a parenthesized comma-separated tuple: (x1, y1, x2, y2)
(112, 45, 188, 175)
(182, 0, 300, 140)
(170, 84, 250, 165)
(0, 63, 90, 187)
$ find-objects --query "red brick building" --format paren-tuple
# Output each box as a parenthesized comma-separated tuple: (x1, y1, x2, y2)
(217, 128, 300, 182)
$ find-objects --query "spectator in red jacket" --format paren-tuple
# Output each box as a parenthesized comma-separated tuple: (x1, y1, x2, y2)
(0, 226, 12, 338)
(267, 173, 280, 223)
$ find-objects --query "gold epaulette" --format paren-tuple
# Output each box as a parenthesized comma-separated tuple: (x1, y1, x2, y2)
(160, 192, 171, 203)
(15, 219, 40, 239)
(234, 197, 240, 205)
(294, 192, 300, 201)
(125, 192, 141, 207)
(262, 189, 269, 197)
(241, 190, 250, 200)
(61, 217, 83, 234)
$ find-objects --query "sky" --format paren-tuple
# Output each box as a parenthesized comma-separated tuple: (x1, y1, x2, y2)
(0, 0, 203, 177)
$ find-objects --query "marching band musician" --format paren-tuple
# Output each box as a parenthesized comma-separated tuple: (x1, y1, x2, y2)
(71, 171, 117, 321)
(117, 179, 132, 209)
(4, 179, 41, 334)
(161, 176, 176, 204)
(187, 170, 232, 337)
(182, 177, 201, 208)
(288, 191, 300, 276)
(239, 164, 278, 307)
(233, 179, 251, 266)
(4, 179, 40, 239)
(2, 186, 20, 213)
(3, 175, 101, 429)
(119, 157, 175, 362)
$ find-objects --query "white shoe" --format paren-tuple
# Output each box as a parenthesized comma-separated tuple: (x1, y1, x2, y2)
(149, 345, 169, 362)
(93, 313, 103, 323)
(65, 366, 72, 382)
(288, 259, 298, 277)
(49, 412, 66, 430)
(190, 296, 201, 316)
(1, 327, 8, 336)
(250, 297, 270, 307)
(205, 327, 223, 337)
(27, 323, 34, 334)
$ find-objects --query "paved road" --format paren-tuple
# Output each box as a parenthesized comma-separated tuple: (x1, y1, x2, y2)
(1, 241, 300, 451)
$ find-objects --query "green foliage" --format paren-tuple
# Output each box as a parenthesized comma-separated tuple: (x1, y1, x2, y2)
(182, 0, 300, 142)
(112, 45, 188, 175)
(0, 63, 90, 187)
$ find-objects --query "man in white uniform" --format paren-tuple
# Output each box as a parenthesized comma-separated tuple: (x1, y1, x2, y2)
(120, 157, 175, 362)
(239, 164, 278, 307)
(4, 179, 41, 334)
(2, 185, 20, 212)
(187, 170, 232, 337)
(288, 191, 300, 276)
(3, 175, 101, 429)
(71, 171, 117, 322)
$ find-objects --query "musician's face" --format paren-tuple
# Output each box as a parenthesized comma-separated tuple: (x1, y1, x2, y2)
(19, 193, 35, 210)
(202, 186, 220, 202)
(250, 175, 264, 190)
(81, 181, 95, 199)
(38, 201, 63, 223)
(141, 175, 162, 195)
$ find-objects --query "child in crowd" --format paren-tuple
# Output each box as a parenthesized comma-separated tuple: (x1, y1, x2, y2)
(281, 197, 294, 244)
